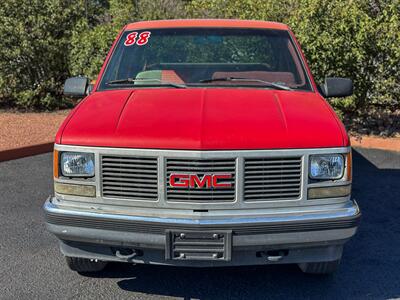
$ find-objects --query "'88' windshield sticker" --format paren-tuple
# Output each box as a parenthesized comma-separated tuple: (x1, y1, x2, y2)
(124, 31, 151, 46)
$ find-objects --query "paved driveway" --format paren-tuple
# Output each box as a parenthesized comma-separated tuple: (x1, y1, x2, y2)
(0, 149, 399, 299)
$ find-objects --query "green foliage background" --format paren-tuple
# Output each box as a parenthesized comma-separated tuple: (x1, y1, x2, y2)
(0, 0, 399, 127)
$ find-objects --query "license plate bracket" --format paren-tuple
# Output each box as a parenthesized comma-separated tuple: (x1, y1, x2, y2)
(165, 230, 232, 261)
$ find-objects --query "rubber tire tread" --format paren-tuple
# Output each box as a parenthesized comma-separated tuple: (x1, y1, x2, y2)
(65, 257, 107, 273)
(298, 259, 341, 274)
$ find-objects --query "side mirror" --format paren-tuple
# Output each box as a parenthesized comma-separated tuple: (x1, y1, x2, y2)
(63, 77, 90, 98)
(318, 77, 353, 98)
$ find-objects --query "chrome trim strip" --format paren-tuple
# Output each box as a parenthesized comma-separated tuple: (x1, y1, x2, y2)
(54, 144, 351, 157)
(44, 197, 359, 226)
(236, 157, 244, 208)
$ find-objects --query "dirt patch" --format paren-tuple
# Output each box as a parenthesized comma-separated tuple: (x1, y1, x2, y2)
(0, 110, 70, 151)
(350, 135, 400, 152)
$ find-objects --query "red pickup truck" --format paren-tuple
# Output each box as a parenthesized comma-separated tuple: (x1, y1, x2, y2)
(44, 19, 360, 274)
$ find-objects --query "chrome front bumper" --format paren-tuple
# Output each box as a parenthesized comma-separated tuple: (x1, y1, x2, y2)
(44, 197, 360, 266)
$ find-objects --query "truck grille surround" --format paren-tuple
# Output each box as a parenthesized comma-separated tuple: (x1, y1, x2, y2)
(101, 154, 302, 204)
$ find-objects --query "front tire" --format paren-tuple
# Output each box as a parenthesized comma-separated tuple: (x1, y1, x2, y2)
(298, 259, 341, 274)
(65, 257, 107, 273)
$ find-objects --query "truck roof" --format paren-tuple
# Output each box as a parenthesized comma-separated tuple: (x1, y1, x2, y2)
(125, 19, 289, 31)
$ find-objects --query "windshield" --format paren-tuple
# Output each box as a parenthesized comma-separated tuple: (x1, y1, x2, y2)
(99, 28, 312, 91)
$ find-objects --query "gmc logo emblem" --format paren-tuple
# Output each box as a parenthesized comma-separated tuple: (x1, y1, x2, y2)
(169, 174, 232, 189)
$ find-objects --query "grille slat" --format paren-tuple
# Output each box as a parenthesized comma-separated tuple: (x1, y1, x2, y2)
(244, 169, 301, 174)
(245, 159, 301, 165)
(102, 162, 158, 169)
(103, 172, 157, 179)
(102, 177, 157, 184)
(102, 167, 157, 174)
(167, 159, 234, 165)
(245, 190, 300, 196)
(165, 194, 237, 199)
(245, 193, 300, 199)
(244, 157, 302, 202)
(101, 156, 158, 201)
(102, 191, 158, 198)
(245, 183, 301, 189)
(245, 164, 301, 170)
(245, 178, 300, 184)
(245, 173, 301, 179)
(167, 189, 234, 195)
(103, 181, 157, 187)
(166, 158, 236, 203)
(103, 186, 158, 192)
(102, 158, 156, 164)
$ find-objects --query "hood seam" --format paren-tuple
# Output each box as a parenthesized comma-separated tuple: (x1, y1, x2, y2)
(273, 92, 289, 134)
(114, 90, 134, 134)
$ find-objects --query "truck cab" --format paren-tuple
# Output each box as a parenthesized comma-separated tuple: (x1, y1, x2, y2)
(44, 19, 360, 274)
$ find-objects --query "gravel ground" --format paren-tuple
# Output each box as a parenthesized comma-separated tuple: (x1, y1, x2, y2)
(0, 110, 70, 151)
(0, 149, 399, 299)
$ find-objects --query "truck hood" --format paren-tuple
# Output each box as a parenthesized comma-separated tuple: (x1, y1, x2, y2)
(58, 88, 347, 150)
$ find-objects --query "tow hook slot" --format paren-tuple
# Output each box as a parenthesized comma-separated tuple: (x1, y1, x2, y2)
(257, 250, 289, 262)
(113, 248, 142, 261)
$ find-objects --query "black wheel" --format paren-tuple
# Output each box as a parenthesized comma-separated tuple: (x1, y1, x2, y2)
(65, 257, 107, 273)
(298, 259, 341, 274)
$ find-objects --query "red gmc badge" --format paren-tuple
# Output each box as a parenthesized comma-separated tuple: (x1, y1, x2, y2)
(169, 174, 233, 188)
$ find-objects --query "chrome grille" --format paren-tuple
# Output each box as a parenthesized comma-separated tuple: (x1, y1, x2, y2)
(101, 156, 158, 200)
(166, 158, 236, 203)
(244, 157, 302, 201)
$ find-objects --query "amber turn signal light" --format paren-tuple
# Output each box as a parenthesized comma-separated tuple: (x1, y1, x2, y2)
(53, 150, 59, 178)
(346, 152, 352, 181)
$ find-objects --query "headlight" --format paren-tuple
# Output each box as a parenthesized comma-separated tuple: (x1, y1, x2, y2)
(60, 152, 95, 177)
(309, 154, 344, 180)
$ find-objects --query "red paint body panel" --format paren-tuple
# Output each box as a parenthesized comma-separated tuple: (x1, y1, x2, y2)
(60, 89, 345, 150)
(58, 20, 349, 150)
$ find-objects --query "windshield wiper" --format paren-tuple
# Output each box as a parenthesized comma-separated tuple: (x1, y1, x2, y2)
(199, 77, 292, 91)
(106, 78, 186, 88)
